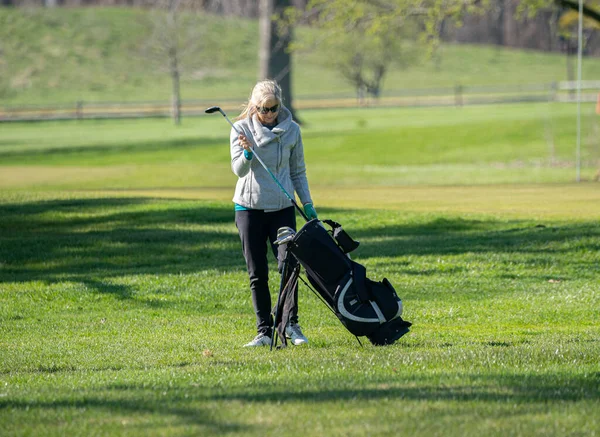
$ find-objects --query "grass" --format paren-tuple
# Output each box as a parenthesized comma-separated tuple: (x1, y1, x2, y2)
(1, 4, 600, 434)
(2, 7, 600, 105)
(1, 101, 600, 435)
(0, 103, 598, 190)
(0, 193, 599, 436)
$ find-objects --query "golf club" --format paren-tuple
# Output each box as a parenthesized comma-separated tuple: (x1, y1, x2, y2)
(205, 105, 309, 222)
(275, 226, 296, 245)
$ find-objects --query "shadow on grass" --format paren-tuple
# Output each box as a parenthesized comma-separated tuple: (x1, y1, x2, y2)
(0, 372, 598, 431)
(0, 136, 224, 162)
(352, 218, 600, 258)
(207, 371, 600, 403)
(348, 217, 600, 282)
(0, 397, 244, 434)
(0, 197, 243, 300)
(1, 196, 599, 291)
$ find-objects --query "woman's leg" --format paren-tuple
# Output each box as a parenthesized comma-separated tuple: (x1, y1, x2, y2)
(235, 209, 273, 337)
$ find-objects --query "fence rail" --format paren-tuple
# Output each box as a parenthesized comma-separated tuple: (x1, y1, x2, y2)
(1, 81, 599, 122)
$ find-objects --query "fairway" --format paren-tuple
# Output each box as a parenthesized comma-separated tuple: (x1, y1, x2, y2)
(1, 104, 600, 436)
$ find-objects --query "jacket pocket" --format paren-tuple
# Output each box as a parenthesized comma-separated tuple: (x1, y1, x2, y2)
(237, 176, 249, 207)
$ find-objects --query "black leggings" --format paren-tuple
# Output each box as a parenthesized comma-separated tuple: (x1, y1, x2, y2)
(235, 206, 298, 336)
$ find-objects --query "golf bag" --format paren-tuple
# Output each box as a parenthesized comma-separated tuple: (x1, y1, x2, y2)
(274, 219, 411, 347)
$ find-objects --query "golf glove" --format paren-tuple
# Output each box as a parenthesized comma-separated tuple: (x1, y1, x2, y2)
(304, 203, 318, 220)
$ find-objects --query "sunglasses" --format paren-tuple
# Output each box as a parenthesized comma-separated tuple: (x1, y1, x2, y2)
(258, 104, 279, 114)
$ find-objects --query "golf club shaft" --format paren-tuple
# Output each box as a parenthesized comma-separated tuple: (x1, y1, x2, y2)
(214, 108, 309, 222)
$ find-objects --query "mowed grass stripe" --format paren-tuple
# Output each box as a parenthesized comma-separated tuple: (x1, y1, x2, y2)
(1, 184, 599, 218)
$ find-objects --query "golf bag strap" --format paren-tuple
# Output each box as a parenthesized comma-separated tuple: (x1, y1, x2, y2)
(351, 262, 370, 302)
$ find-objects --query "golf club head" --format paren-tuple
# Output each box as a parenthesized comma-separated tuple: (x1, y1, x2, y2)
(275, 234, 295, 246)
(276, 227, 296, 245)
(277, 227, 295, 237)
(205, 106, 224, 115)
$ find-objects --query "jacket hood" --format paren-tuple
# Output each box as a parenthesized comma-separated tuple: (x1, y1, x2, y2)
(248, 105, 294, 148)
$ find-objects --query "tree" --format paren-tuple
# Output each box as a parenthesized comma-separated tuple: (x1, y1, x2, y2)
(554, 0, 600, 22)
(518, 0, 600, 24)
(319, 17, 417, 101)
(555, 1, 600, 90)
(517, 0, 600, 84)
(144, 0, 206, 125)
(291, 0, 486, 100)
(259, 0, 299, 120)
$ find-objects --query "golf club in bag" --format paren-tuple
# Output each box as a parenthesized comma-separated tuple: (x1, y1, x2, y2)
(206, 105, 411, 347)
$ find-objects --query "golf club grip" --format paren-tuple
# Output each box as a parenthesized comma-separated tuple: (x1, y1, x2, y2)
(293, 200, 309, 222)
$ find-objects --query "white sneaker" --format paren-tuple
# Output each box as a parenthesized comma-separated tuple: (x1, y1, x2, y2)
(243, 333, 272, 347)
(285, 323, 308, 345)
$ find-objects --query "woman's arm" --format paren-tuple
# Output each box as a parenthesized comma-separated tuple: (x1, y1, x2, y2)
(230, 125, 253, 177)
(289, 128, 312, 206)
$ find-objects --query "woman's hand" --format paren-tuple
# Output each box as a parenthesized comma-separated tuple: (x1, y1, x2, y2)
(238, 134, 252, 151)
(304, 203, 318, 220)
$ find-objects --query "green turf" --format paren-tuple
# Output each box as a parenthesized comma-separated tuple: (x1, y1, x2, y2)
(0, 190, 599, 436)
(2, 7, 600, 105)
(0, 103, 598, 190)
(1, 54, 600, 436)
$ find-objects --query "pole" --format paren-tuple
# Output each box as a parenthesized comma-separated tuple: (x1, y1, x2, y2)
(576, 0, 583, 182)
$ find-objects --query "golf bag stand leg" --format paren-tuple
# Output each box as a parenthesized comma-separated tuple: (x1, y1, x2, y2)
(271, 248, 300, 350)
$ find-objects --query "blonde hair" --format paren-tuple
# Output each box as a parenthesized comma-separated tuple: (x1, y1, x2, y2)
(236, 79, 283, 120)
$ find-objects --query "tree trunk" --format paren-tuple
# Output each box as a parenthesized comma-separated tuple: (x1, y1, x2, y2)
(169, 46, 182, 125)
(502, 0, 517, 47)
(167, 3, 181, 125)
(565, 39, 576, 97)
(496, 0, 505, 45)
(259, 0, 299, 122)
(259, 0, 273, 81)
(366, 64, 385, 99)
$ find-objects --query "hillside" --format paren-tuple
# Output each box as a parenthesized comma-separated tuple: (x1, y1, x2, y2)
(1, 6, 600, 106)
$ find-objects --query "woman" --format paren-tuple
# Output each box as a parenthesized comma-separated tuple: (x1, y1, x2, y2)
(231, 79, 317, 347)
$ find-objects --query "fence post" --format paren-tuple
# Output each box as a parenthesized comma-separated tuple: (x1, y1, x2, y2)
(454, 84, 463, 107)
(549, 82, 558, 103)
(76, 101, 83, 120)
(545, 82, 557, 164)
